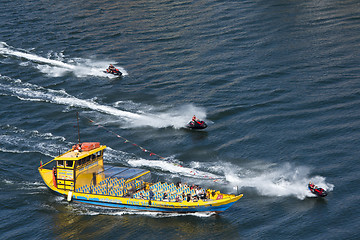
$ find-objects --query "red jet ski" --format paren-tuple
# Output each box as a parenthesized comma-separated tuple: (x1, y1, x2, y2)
(186, 119, 207, 129)
(308, 183, 327, 197)
(105, 65, 122, 76)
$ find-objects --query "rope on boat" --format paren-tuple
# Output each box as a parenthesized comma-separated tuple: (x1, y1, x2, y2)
(81, 115, 166, 159)
(81, 115, 222, 182)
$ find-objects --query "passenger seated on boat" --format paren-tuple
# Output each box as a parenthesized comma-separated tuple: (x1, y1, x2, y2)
(148, 190, 154, 205)
(206, 189, 211, 199)
(187, 193, 191, 202)
(163, 192, 168, 201)
(198, 188, 206, 199)
(149, 190, 154, 200)
(195, 188, 200, 197)
(128, 184, 136, 195)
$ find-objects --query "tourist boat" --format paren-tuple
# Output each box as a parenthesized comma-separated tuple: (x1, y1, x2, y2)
(38, 142, 243, 213)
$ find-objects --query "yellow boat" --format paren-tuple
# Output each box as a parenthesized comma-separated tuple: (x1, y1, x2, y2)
(38, 142, 243, 213)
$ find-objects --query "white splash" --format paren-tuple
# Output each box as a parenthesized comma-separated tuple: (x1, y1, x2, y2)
(222, 162, 334, 200)
(127, 158, 223, 180)
(0, 75, 206, 129)
(0, 41, 127, 78)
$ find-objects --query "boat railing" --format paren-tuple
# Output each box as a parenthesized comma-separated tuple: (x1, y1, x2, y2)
(38, 159, 55, 170)
(75, 177, 146, 196)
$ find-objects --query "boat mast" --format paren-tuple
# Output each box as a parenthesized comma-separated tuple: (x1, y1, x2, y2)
(76, 112, 81, 144)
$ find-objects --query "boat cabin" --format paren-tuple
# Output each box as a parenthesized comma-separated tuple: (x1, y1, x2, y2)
(54, 142, 105, 190)
(53, 142, 150, 194)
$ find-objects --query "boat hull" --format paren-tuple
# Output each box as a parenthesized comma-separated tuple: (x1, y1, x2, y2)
(72, 195, 241, 213)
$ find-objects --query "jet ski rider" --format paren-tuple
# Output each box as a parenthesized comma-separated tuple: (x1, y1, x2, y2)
(107, 64, 116, 73)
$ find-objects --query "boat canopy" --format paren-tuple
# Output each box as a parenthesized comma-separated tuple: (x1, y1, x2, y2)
(101, 166, 150, 181)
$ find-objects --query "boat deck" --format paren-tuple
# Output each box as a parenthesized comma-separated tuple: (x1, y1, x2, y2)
(76, 177, 220, 203)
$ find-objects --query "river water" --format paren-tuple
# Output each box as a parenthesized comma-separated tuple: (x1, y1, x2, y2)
(1, 0, 359, 239)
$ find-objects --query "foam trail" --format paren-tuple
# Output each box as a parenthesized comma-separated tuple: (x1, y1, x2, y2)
(0, 78, 144, 121)
(125, 104, 207, 129)
(128, 158, 224, 180)
(0, 42, 75, 69)
(0, 75, 206, 128)
(103, 147, 223, 181)
(0, 42, 127, 78)
(222, 162, 334, 200)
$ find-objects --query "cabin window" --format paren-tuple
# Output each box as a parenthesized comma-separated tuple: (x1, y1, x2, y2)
(97, 150, 103, 157)
(57, 160, 64, 167)
(76, 159, 84, 168)
(66, 160, 74, 168)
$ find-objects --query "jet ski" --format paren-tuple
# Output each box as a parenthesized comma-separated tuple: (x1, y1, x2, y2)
(186, 120, 207, 129)
(308, 183, 327, 197)
(104, 66, 122, 76)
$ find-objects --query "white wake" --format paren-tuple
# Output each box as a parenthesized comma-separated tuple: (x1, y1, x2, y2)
(0, 42, 127, 78)
(0, 75, 206, 129)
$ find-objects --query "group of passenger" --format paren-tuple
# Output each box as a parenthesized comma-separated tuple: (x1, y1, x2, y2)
(189, 184, 207, 202)
(148, 182, 208, 202)
(109, 180, 212, 204)
(178, 183, 206, 200)
(129, 180, 212, 205)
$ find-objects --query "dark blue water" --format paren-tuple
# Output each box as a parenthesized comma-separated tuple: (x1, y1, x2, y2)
(1, 0, 360, 239)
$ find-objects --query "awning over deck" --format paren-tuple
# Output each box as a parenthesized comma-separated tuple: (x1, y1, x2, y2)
(101, 166, 150, 180)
